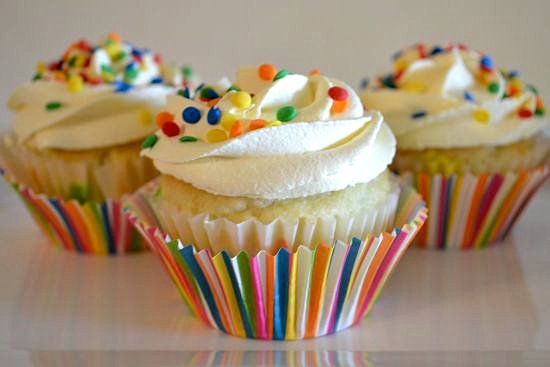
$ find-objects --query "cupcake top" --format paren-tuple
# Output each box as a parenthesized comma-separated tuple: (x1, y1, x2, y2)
(8, 33, 195, 150)
(141, 65, 396, 200)
(361, 43, 549, 150)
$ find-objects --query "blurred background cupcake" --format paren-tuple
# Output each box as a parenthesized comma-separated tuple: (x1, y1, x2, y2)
(127, 65, 427, 339)
(0, 33, 196, 254)
(361, 43, 549, 249)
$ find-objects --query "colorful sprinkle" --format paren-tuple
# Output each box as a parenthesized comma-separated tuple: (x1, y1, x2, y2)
(518, 108, 533, 119)
(230, 121, 244, 138)
(141, 134, 158, 149)
(487, 81, 500, 94)
(267, 120, 282, 127)
(156, 111, 174, 128)
(430, 46, 444, 55)
(200, 87, 219, 100)
(220, 113, 238, 131)
(464, 91, 475, 102)
(535, 108, 545, 117)
(380, 74, 397, 89)
(162, 121, 181, 137)
(182, 107, 201, 124)
(328, 86, 349, 101)
(331, 99, 349, 114)
(178, 88, 191, 99)
(277, 106, 297, 122)
(473, 108, 490, 123)
(231, 91, 252, 109)
(258, 64, 277, 81)
(182, 65, 193, 79)
(249, 119, 267, 130)
(309, 69, 321, 76)
(207, 107, 221, 125)
(114, 81, 133, 93)
(206, 129, 228, 143)
(411, 110, 427, 119)
(273, 69, 289, 81)
(226, 84, 241, 92)
(179, 136, 198, 143)
(45, 101, 62, 110)
(68, 74, 83, 93)
(480, 55, 493, 70)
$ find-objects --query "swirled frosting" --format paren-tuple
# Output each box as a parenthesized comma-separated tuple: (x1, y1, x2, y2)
(361, 43, 549, 150)
(141, 66, 396, 200)
(8, 33, 196, 150)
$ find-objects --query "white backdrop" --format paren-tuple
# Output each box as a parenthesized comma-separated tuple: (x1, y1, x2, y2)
(1, 0, 549, 127)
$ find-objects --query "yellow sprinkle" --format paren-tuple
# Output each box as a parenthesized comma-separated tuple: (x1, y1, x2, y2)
(68, 74, 83, 93)
(393, 59, 408, 72)
(101, 71, 115, 83)
(472, 108, 490, 124)
(206, 129, 228, 143)
(138, 109, 153, 126)
(220, 113, 238, 131)
(508, 78, 523, 89)
(267, 120, 282, 127)
(230, 91, 252, 109)
(401, 82, 426, 92)
(105, 43, 121, 58)
(74, 54, 86, 68)
(36, 62, 46, 74)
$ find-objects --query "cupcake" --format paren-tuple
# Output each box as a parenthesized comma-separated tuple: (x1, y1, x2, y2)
(126, 65, 427, 339)
(0, 33, 194, 254)
(361, 43, 549, 249)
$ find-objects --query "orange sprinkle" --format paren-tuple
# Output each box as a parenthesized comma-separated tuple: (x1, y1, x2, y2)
(331, 98, 349, 114)
(53, 71, 66, 81)
(249, 119, 266, 131)
(507, 84, 520, 97)
(207, 98, 220, 107)
(258, 64, 277, 81)
(309, 69, 321, 76)
(536, 98, 544, 109)
(155, 111, 174, 128)
(230, 120, 244, 138)
(108, 32, 122, 43)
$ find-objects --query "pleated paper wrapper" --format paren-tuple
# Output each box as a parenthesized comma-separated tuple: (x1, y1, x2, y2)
(403, 166, 549, 250)
(124, 181, 427, 340)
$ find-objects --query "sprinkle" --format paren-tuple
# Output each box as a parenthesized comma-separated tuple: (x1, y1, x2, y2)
(114, 81, 133, 93)
(411, 110, 427, 119)
(36, 62, 46, 74)
(277, 106, 297, 122)
(536, 98, 544, 109)
(230, 120, 244, 138)
(68, 74, 83, 93)
(124, 67, 138, 81)
(221, 113, 238, 130)
(309, 69, 321, 75)
(207, 107, 221, 125)
(182, 107, 201, 124)
(430, 46, 444, 55)
(526, 84, 539, 95)
(150, 77, 164, 84)
(360, 78, 369, 90)
(178, 88, 191, 99)
(331, 99, 348, 114)
(473, 108, 490, 123)
(206, 129, 228, 143)
(508, 70, 520, 79)
(68, 184, 89, 204)
(380, 74, 397, 89)
(518, 108, 533, 119)
(107, 32, 122, 43)
(179, 136, 198, 143)
(45, 101, 62, 110)
(273, 69, 289, 81)
(249, 119, 267, 130)
(231, 91, 252, 109)
(141, 134, 158, 149)
(200, 87, 219, 100)
(507, 84, 520, 97)
(207, 98, 220, 107)
(138, 109, 153, 126)
(535, 108, 545, 117)
(464, 91, 475, 102)
(267, 120, 282, 127)
(328, 86, 349, 101)
(32, 73, 42, 81)
(162, 121, 181, 137)
(156, 111, 174, 128)
(416, 43, 428, 58)
(182, 65, 193, 79)
(480, 55, 493, 70)
(258, 64, 277, 81)
(487, 81, 500, 94)
(226, 84, 241, 92)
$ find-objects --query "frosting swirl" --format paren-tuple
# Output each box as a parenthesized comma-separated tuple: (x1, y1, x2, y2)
(9, 33, 195, 150)
(361, 43, 549, 150)
(142, 66, 396, 200)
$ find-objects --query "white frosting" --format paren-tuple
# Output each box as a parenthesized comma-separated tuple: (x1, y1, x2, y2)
(362, 47, 549, 150)
(142, 68, 396, 199)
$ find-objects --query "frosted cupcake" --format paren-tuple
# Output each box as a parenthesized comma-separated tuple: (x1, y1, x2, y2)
(126, 65, 427, 339)
(361, 43, 549, 249)
(0, 33, 193, 254)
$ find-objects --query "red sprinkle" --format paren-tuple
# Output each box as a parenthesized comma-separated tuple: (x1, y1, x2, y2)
(162, 121, 180, 136)
(154, 53, 163, 65)
(480, 65, 492, 73)
(518, 108, 533, 119)
(417, 43, 427, 58)
(77, 39, 91, 51)
(328, 86, 349, 101)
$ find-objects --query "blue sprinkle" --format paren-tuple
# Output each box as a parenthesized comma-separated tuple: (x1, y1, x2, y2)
(411, 110, 427, 119)
(131, 48, 143, 58)
(207, 107, 221, 125)
(508, 70, 520, 79)
(125, 62, 137, 71)
(114, 81, 133, 93)
(195, 83, 205, 94)
(430, 46, 444, 55)
(464, 90, 475, 102)
(360, 77, 370, 90)
(150, 77, 164, 84)
(177, 88, 191, 99)
(182, 107, 201, 124)
(381, 74, 397, 89)
(480, 55, 493, 69)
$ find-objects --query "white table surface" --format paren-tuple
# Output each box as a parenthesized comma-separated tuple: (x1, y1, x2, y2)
(0, 180, 549, 367)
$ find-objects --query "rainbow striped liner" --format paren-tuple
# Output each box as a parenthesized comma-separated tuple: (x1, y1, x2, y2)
(403, 166, 549, 250)
(125, 182, 427, 340)
(1, 170, 146, 255)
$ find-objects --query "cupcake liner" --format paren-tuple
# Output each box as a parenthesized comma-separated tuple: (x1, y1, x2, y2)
(135, 179, 401, 255)
(0, 169, 146, 255)
(402, 166, 549, 250)
(124, 181, 427, 339)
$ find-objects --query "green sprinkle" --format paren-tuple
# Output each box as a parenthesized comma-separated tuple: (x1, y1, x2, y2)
(226, 84, 241, 92)
(68, 55, 77, 67)
(45, 101, 62, 110)
(277, 105, 298, 122)
(101, 64, 114, 74)
(125, 68, 138, 80)
(526, 84, 539, 95)
(32, 73, 42, 81)
(273, 69, 289, 81)
(69, 184, 89, 204)
(179, 136, 198, 143)
(535, 108, 545, 117)
(113, 51, 126, 62)
(487, 82, 499, 94)
(141, 134, 158, 149)
(182, 65, 193, 79)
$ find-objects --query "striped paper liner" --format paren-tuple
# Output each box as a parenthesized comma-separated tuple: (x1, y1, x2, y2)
(403, 166, 549, 250)
(1, 170, 146, 255)
(125, 182, 427, 340)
